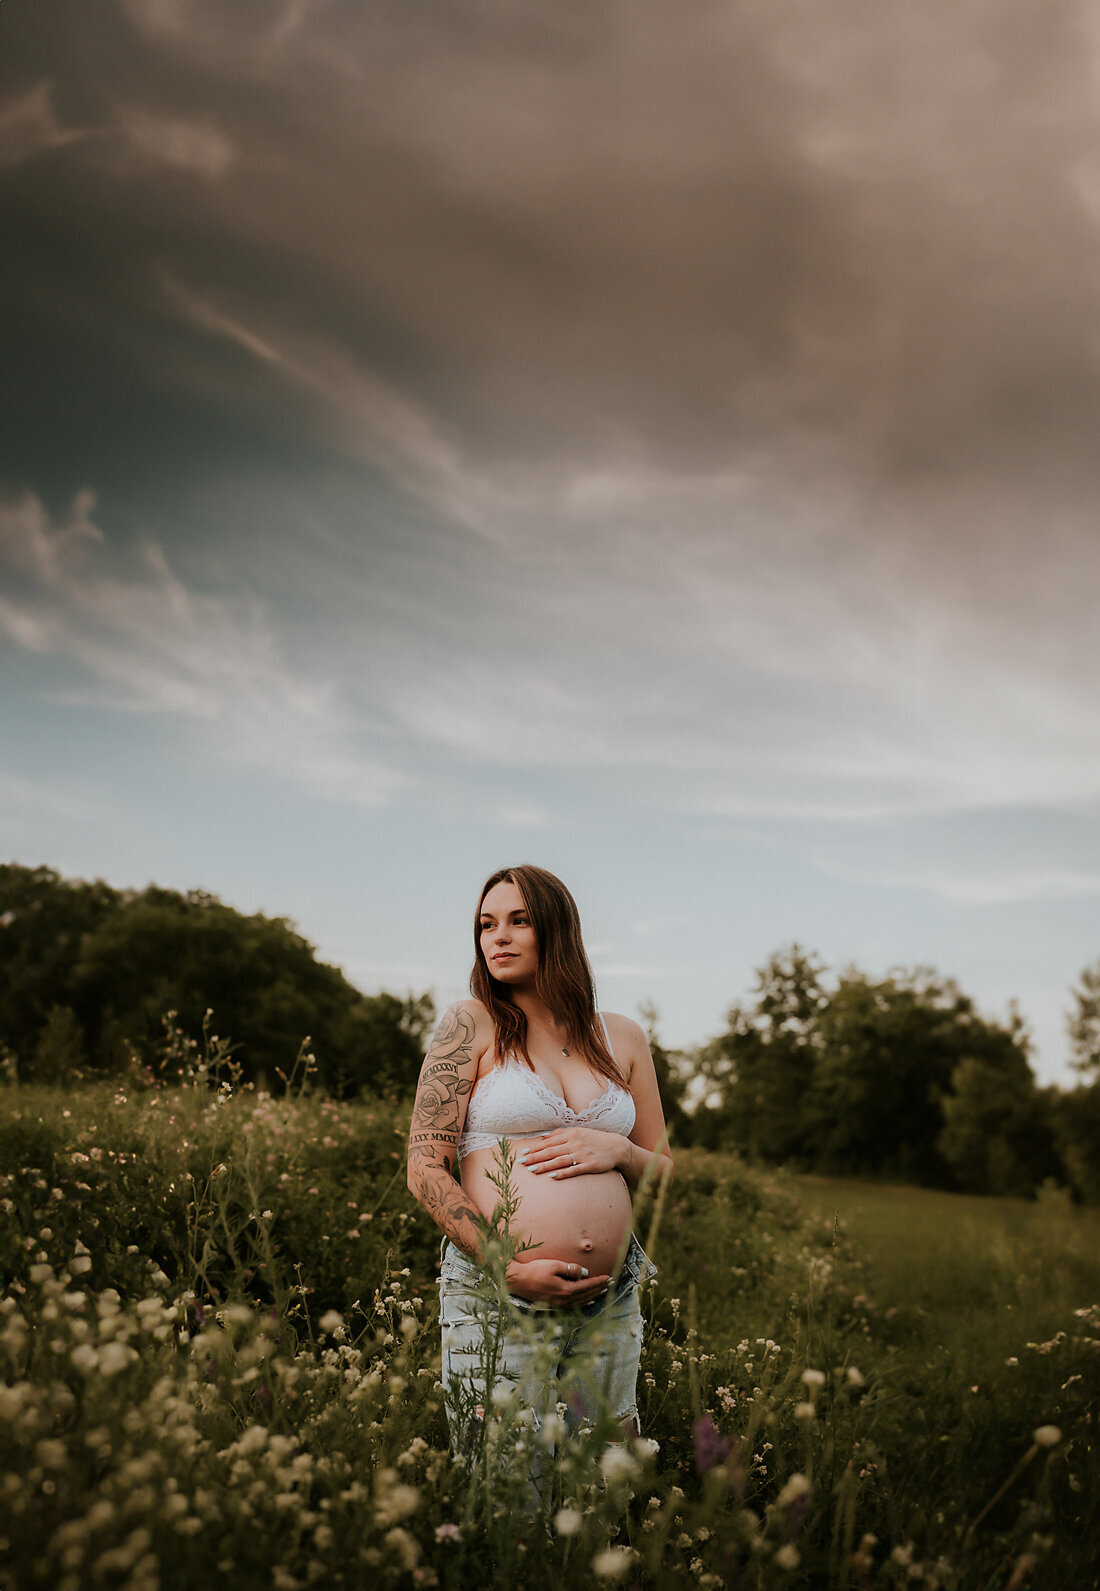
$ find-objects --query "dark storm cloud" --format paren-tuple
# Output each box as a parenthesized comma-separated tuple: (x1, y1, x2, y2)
(3, 0, 1100, 836)
(5, 0, 1100, 488)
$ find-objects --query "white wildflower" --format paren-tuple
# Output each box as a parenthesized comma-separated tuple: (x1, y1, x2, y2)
(777, 1473, 812, 1507)
(1033, 1425, 1062, 1447)
(774, 1544, 800, 1570)
(373, 1479, 419, 1528)
(599, 1445, 638, 1482)
(592, 1545, 636, 1579)
(98, 1341, 137, 1376)
(553, 1507, 582, 1536)
(540, 1412, 566, 1446)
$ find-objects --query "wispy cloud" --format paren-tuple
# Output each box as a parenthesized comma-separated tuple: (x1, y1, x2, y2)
(495, 802, 553, 830)
(160, 277, 512, 543)
(0, 81, 91, 167)
(0, 490, 402, 810)
(117, 109, 234, 178)
(816, 859, 1100, 905)
(0, 770, 95, 823)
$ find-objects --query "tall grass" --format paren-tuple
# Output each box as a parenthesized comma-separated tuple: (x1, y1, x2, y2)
(1, 1074, 1097, 1590)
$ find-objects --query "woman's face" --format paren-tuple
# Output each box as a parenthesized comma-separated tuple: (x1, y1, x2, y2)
(479, 880, 539, 986)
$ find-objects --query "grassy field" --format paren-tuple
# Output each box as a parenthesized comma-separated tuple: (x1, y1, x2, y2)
(0, 1082, 1097, 1591)
(789, 1173, 1099, 1350)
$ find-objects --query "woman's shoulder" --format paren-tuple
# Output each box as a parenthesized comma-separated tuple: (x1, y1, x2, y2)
(599, 1010, 648, 1078)
(600, 1009, 646, 1046)
(431, 999, 495, 1059)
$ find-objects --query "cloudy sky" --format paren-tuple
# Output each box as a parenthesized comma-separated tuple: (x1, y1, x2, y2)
(3, 0, 1099, 1081)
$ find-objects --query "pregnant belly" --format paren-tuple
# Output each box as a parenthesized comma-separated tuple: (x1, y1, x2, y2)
(463, 1137, 633, 1278)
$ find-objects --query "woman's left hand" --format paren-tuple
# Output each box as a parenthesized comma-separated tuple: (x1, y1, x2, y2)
(518, 1128, 628, 1178)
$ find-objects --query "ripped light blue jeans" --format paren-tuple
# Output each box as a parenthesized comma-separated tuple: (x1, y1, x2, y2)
(438, 1233, 657, 1451)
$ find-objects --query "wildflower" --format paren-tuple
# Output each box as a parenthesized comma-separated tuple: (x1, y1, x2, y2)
(35, 1439, 67, 1469)
(373, 1477, 420, 1528)
(1007, 1554, 1038, 1591)
(1033, 1425, 1061, 1447)
(774, 1544, 800, 1570)
(850, 1533, 877, 1573)
(318, 1311, 344, 1335)
(383, 1527, 419, 1571)
(794, 1402, 816, 1420)
(553, 1508, 582, 1536)
(599, 1445, 638, 1482)
(634, 1436, 660, 1461)
(693, 1415, 731, 1472)
(540, 1412, 567, 1446)
(800, 1368, 826, 1389)
(846, 1366, 865, 1387)
(592, 1546, 635, 1579)
(236, 1425, 269, 1455)
(98, 1341, 138, 1376)
(434, 1524, 461, 1543)
(777, 1473, 812, 1508)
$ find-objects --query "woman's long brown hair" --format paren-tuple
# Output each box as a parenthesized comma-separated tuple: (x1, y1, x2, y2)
(470, 865, 622, 1081)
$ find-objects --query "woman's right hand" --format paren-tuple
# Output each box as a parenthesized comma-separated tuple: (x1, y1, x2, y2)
(504, 1256, 611, 1304)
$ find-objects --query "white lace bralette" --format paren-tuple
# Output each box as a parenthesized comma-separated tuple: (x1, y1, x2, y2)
(456, 1014, 636, 1163)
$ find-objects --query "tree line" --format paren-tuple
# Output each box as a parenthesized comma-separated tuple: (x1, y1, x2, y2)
(651, 946, 1100, 1204)
(0, 864, 434, 1096)
(3, 863, 1098, 1200)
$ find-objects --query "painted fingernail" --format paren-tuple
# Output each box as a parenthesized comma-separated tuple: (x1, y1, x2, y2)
(580, 1267, 589, 1278)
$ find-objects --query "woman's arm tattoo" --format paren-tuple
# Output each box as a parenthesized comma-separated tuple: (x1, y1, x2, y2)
(407, 1005, 487, 1257)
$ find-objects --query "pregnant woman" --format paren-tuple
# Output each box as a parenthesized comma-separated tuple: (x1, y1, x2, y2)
(406, 864, 674, 1451)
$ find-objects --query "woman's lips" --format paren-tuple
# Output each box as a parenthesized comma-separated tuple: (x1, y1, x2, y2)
(493, 953, 516, 963)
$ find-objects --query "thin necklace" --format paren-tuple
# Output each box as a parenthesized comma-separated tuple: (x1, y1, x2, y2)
(531, 1017, 570, 1057)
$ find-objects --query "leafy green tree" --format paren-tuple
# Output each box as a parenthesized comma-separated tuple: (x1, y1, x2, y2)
(70, 887, 426, 1094)
(0, 864, 434, 1096)
(31, 1005, 86, 1086)
(938, 1054, 1059, 1197)
(688, 946, 827, 1160)
(1068, 962, 1100, 1076)
(0, 864, 119, 1073)
(1048, 1082, 1100, 1204)
(1054, 964, 1100, 1201)
(805, 968, 1031, 1186)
